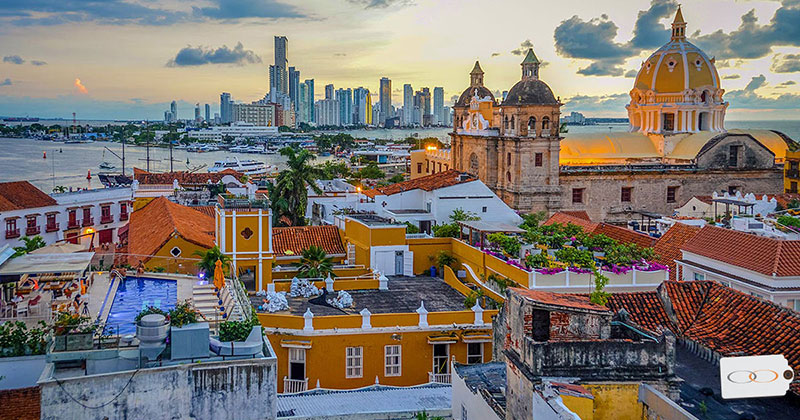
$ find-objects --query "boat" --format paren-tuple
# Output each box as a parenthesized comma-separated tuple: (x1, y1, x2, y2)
(99, 162, 115, 170)
(208, 156, 270, 176)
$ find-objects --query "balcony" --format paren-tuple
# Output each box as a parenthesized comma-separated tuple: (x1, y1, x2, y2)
(100, 215, 114, 224)
(283, 377, 308, 393)
(428, 372, 451, 384)
(5, 228, 20, 239)
(787, 170, 800, 179)
(26, 226, 41, 236)
(217, 193, 270, 210)
(67, 220, 80, 229)
(82, 217, 94, 227)
(119, 212, 129, 221)
(45, 223, 60, 233)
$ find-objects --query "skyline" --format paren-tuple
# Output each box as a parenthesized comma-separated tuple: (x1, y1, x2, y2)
(0, 0, 799, 120)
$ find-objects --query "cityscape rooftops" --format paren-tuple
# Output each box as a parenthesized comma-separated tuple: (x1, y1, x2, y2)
(453, 362, 507, 418)
(217, 193, 270, 210)
(133, 167, 242, 186)
(128, 196, 215, 258)
(272, 225, 345, 257)
(344, 212, 403, 226)
(653, 222, 701, 280)
(361, 170, 475, 198)
(0, 180, 58, 211)
(510, 288, 609, 313)
(543, 211, 656, 248)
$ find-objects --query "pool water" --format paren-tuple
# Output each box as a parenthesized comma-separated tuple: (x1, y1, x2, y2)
(104, 277, 177, 335)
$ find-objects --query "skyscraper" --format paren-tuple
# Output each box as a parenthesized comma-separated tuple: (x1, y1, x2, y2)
(433, 87, 444, 126)
(288, 67, 300, 112)
(353, 87, 372, 126)
(335, 88, 353, 126)
(379, 77, 391, 126)
(421, 87, 431, 120)
(270, 36, 288, 95)
(204, 104, 211, 122)
(194, 103, 201, 122)
(403, 84, 413, 126)
(325, 84, 334, 100)
(299, 83, 309, 123)
(170, 100, 177, 122)
(220, 92, 232, 124)
(305, 79, 315, 123)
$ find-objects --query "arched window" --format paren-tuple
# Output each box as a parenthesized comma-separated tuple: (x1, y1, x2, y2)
(528, 116, 536, 132)
(503, 115, 508, 129)
(510, 115, 515, 130)
(506, 171, 511, 182)
(700, 91, 707, 103)
(507, 152, 511, 166)
(542, 116, 550, 131)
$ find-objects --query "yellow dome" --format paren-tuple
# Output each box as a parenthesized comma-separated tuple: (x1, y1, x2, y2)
(634, 41, 720, 93)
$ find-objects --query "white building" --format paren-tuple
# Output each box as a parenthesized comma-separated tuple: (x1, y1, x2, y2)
(307, 171, 522, 233)
(190, 123, 279, 142)
(232, 103, 275, 126)
(0, 181, 132, 249)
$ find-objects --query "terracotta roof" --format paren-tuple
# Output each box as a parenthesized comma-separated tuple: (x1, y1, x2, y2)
(560, 210, 591, 221)
(682, 225, 800, 277)
(543, 212, 655, 248)
(193, 206, 217, 218)
(128, 196, 215, 260)
(0, 181, 57, 211)
(766, 193, 800, 209)
(272, 225, 345, 257)
(608, 281, 800, 395)
(362, 170, 474, 198)
(653, 223, 701, 280)
(133, 168, 242, 185)
(510, 287, 610, 312)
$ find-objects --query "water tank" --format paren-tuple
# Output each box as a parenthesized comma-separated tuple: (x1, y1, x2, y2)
(137, 314, 169, 360)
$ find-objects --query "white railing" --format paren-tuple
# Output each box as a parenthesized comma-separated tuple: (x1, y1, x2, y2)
(227, 261, 252, 322)
(428, 372, 451, 384)
(283, 377, 309, 393)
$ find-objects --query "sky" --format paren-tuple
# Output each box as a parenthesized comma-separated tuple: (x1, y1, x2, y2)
(0, 0, 799, 120)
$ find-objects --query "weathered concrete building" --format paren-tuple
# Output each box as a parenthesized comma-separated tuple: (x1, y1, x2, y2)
(448, 7, 796, 223)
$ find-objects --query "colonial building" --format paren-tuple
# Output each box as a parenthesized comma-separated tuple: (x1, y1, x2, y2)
(450, 7, 796, 223)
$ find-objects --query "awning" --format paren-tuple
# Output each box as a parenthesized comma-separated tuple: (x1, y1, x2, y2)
(461, 330, 493, 343)
(0, 252, 95, 276)
(280, 339, 312, 349)
(427, 333, 458, 344)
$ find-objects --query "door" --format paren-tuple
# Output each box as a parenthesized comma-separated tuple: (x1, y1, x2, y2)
(432, 344, 449, 374)
(394, 251, 404, 276)
(98, 228, 113, 244)
(288, 348, 306, 380)
(375, 251, 394, 275)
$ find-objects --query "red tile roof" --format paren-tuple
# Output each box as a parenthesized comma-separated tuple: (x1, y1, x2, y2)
(510, 287, 610, 313)
(128, 196, 215, 260)
(682, 225, 800, 277)
(543, 212, 655, 248)
(272, 225, 346, 257)
(362, 170, 474, 198)
(653, 223, 701, 280)
(608, 281, 800, 395)
(0, 181, 57, 211)
(766, 193, 800, 209)
(560, 210, 591, 221)
(133, 168, 242, 185)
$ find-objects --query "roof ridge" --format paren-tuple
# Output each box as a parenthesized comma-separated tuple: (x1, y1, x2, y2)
(677, 281, 714, 335)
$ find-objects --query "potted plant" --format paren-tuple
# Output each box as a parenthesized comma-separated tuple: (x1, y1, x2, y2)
(53, 312, 95, 351)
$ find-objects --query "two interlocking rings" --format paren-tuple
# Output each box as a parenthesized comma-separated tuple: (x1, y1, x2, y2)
(727, 370, 794, 384)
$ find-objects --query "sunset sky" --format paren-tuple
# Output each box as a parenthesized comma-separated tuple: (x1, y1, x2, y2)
(0, 0, 798, 120)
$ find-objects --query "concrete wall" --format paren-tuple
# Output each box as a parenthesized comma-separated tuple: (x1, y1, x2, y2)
(39, 357, 277, 420)
(0, 355, 46, 390)
(451, 369, 503, 420)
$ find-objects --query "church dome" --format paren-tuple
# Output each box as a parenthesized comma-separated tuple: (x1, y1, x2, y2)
(632, 8, 720, 93)
(502, 79, 558, 106)
(456, 86, 495, 107)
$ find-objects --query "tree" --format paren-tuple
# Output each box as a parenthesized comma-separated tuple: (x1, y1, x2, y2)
(450, 208, 479, 223)
(193, 246, 231, 276)
(52, 185, 67, 193)
(297, 245, 334, 279)
(269, 147, 322, 227)
(356, 162, 385, 180)
(387, 173, 405, 183)
(13, 236, 46, 257)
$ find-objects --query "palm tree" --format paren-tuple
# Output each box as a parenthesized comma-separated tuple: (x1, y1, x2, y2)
(52, 185, 67, 193)
(193, 246, 231, 276)
(297, 245, 334, 279)
(13, 236, 46, 257)
(269, 147, 322, 227)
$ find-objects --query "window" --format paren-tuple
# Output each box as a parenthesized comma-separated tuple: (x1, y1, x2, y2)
(432, 344, 449, 375)
(170, 246, 182, 257)
(26, 216, 37, 229)
(417, 162, 422, 174)
(467, 343, 483, 364)
(384, 345, 401, 376)
(82, 208, 93, 226)
(482, 206, 487, 213)
(507, 152, 511, 166)
(46, 213, 57, 231)
(510, 115, 515, 130)
(534, 152, 543, 167)
(693, 272, 705, 281)
(5, 218, 18, 239)
(531, 309, 550, 341)
(542, 116, 550, 131)
(728, 185, 739, 195)
(68, 209, 78, 227)
(506, 171, 511, 182)
(503, 115, 508, 129)
(788, 300, 800, 312)
(791, 182, 798, 194)
(101, 205, 112, 223)
(426, 160, 430, 173)
(288, 348, 306, 381)
(728, 145, 740, 167)
(621, 187, 633, 203)
(572, 188, 584, 204)
(346, 347, 363, 378)
(120, 202, 129, 221)
(461, 404, 468, 420)
(667, 186, 678, 203)
(528, 117, 536, 133)
(438, 162, 442, 172)
(663, 113, 675, 131)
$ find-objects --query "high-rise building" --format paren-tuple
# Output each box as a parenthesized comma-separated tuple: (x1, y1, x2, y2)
(325, 84, 334, 100)
(219, 92, 233, 124)
(270, 36, 288, 95)
(164, 111, 173, 123)
(204, 104, 211, 122)
(379, 77, 391, 126)
(421, 87, 431, 126)
(403, 84, 413, 126)
(353, 87, 372, 126)
(170, 101, 178, 122)
(232, 103, 276, 126)
(372, 103, 382, 127)
(304, 79, 315, 123)
(194, 103, 201, 122)
(288, 67, 300, 112)
(335, 88, 353, 126)
(433, 87, 444, 126)
(299, 83, 309, 123)
(315, 99, 340, 127)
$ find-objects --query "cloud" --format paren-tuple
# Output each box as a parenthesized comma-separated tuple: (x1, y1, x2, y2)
(624, 69, 638, 78)
(744, 74, 767, 91)
(345, 0, 414, 8)
(3, 55, 24, 65)
(31, 60, 47, 66)
(692, 3, 800, 60)
(562, 92, 630, 113)
(511, 39, 539, 56)
(0, 78, 11, 87)
(726, 76, 800, 110)
(723, 74, 741, 79)
(74, 78, 88, 94)
(577, 60, 625, 77)
(520, 39, 534, 49)
(628, 0, 678, 49)
(782, 80, 798, 86)
(193, 0, 305, 19)
(167, 42, 261, 67)
(772, 53, 800, 73)
(333, 53, 347, 57)
(491, 52, 501, 58)
(2, 0, 187, 26)
(553, 13, 635, 76)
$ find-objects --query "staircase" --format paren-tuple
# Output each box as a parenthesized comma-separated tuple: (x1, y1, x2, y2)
(191, 282, 235, 327)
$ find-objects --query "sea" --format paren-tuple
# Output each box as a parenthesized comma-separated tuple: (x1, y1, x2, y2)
(1, 120, 799, 192)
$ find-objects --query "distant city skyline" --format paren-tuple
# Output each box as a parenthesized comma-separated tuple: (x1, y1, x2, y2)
(0, 0, 799, 120)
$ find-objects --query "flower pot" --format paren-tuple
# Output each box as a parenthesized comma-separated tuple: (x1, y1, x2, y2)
(529, 248, 542, 256)
(53, 335, 66, 352)
(65, 332, 94, 351)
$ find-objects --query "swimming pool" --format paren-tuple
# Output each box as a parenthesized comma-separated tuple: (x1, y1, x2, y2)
(103, 277, 177, 336)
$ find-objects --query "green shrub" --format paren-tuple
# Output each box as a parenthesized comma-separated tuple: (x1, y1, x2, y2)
(135, 306, 168, 324)
(778, 215, 800, 229)
(169, 301, 198, 328)
(525, 252, 550, 268)
(487, 233, 521, 256)
(554, 247, 594, 268)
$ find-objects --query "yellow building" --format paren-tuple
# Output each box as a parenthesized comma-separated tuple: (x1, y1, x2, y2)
(410, 147, 453, 179)
(785, 149, 800, 193)
(215, 193, 275, 291)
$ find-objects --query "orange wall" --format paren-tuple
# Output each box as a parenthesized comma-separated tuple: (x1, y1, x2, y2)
(407, 237, 453, 275)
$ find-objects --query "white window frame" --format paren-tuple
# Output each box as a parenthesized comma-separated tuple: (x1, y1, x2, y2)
(693, 272, 705, 281)
(346, 346, 363, 378)
(467, 342, 483, 364)
(432, 343, 450, 374)
(288, 348, 306, 380)
(384, 345, 401, 377)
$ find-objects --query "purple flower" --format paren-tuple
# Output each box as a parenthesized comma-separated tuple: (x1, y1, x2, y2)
(568, 266, 592, 274)
(536, 267, 565, 275)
